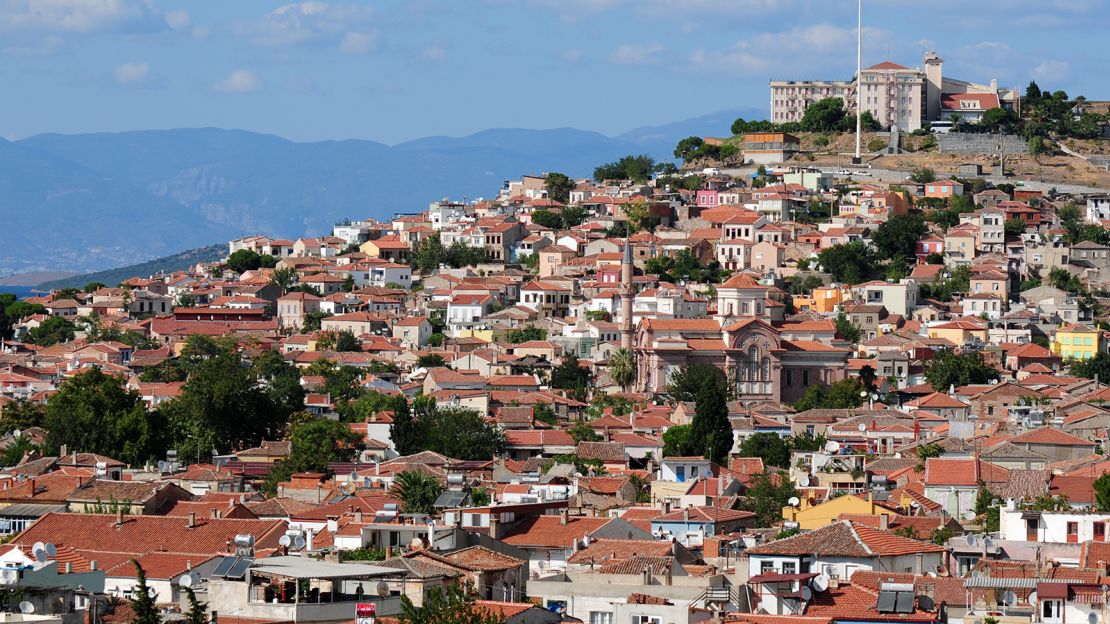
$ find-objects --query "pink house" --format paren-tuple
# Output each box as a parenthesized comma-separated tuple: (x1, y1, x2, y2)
(925, 181, 964, 199)
(916, 234, 945, 262)
(696, 189, 720, 208)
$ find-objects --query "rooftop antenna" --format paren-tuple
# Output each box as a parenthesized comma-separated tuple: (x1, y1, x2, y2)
(853, 0, 863, 164)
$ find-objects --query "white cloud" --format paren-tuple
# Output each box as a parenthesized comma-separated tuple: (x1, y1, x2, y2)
(212, 69, 262, 94)
(113, 61, 149, 85)
(610, 42, 664, 65)
(422, 46, 446, 62)
(163, 8, 190, 31)
(690, 23, 891, 75)
(561, 48, 583, 63)
(1033, 60, 1070, 81)
(0, 0, 175, 34)
(339, 31, 377, 54)
(244, 2, 375, 47)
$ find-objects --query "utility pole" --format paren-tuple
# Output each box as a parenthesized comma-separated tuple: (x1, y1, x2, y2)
(854, 0, 863, 164)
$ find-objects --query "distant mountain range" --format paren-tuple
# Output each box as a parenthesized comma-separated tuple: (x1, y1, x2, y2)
(37, 244, 226, 291)
(3, 107, 762, 274)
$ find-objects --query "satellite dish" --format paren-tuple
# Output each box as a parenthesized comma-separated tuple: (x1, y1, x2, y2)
(18, 602, 34, 614)
(348, 471, 359, 482)
(983, 537, 994, 550)
(292, 535, 306, 550)
(824, 441, 841, 454)
(918, 595, 935, 610)
(31, 542, 46, 563)
(45, 543, 56, 557)
(179, 574, 194, 588)
(279, 535, 292, 547)
(858, 423, 867, 432)
(787, 497, 801, 507)
(376, 581, 390, 597)
(963, 511, 977, 522)
(1002, 591, 1016, 606)
(12, 430, 20, 439)
(812, 574, 829, 592)
(1091, 613, 1101, 624)
(801, 587, 813, 601)
(1029, 591, 1037, 605)
(965, 534, 978, 547)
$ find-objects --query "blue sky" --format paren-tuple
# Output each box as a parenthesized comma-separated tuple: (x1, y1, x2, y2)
(1, 0, 1106, 144)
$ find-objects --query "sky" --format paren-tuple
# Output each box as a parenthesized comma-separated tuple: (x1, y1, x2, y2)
(1, 0, 1107, 144)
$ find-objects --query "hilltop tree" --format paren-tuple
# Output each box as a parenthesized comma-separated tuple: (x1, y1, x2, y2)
(26, 316, 75, 346)
(530, 210, 563, 230)
(818, 241, 879, 284)
(412, 234, 445, 274)
(674, 136, 705, 162)
(269, 267, 297, 292)
(608, 348, 636, 392)
(227, 249, 262, 273)
(544, 172, 575, 204)
(593, 154, 655, 183)
(800, 97, 847, 132)
(737, 432, 790, 469)
(551, 354, 590, 400)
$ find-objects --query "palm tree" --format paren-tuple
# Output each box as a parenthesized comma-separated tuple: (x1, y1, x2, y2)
(270, 267, 297, 293)
(392, 470, 443, 515)
(609, 348, 636, 392)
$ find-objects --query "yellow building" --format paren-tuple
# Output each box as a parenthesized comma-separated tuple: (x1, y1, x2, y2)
(1053, 323, 1102, 360)
(792, 285, 848, 314)
(782, 492, 894, 530)
(926, 319, 988, 344)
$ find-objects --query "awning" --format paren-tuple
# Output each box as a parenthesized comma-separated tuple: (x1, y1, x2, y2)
(1037, 582, 1070, 600)
(748, 572, 819, 584)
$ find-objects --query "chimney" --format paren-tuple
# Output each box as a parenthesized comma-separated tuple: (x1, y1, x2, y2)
(559, 509, 569, 525)
(65, 562, 72, 574)
(115, 508, 124, 526)
(355, 510, 363, 523)
(90, 560, 97, 571)
(188, 512, 197, 528)
(211, 508, 220, 519)
(305, 529, 314, 551)
(879, 514, 889, 531)
(664, 565, 672, 586)
(915, 553, 924, 576)
(28, 477, 35, 495)
(60, 444, 67, 458)
(489, 513, 500, 540)
(683, 508, 690, 522)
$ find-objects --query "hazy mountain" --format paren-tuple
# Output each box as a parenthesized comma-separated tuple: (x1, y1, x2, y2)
(8, 107, 762, 273)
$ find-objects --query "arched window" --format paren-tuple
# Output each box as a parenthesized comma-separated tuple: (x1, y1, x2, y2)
(736, 354, 748, 381)
(761, 357, 771, 381)
(748, 346, 759, 382)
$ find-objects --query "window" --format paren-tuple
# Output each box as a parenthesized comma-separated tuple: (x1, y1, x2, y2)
(1096, 522, 1106, 542)
(632, 617, 662, 624)
(1067, 521, 1079, 543)
(761, 560, 775, 573)
(590, 612, 613, 624)
(782, 561, 797, 574)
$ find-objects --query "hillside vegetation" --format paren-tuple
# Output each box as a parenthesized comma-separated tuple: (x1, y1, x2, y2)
(38, 244, 225, 290)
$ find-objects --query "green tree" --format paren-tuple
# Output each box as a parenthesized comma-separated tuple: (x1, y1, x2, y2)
(1072, 353, 1110, 381)
(530, 210, 564, 230)
(674, 136, 706, 162)
(834, 311, 861, 343)
(561, 205, 588, 228)
(269, 267, 297, 293)
(551, 354, 590, 401)
(909, 167, 936, 184)
(544, 172, 575, 204)
(667, 362, 726, 403)
(737, 432, 790, 469)
(45, 368, 165, 465)
(129, 560, 160, 624)
(800, 97, 847, 132)
(393, 470, 444, 515)
(1094, 473, 1110, 512)
(26, 316, 75, 346)
(227, 249, 262, 273)
(872, 213, 928, 264)
(1004, 218, 1026, 236)
(593, 154, 655, 183)
(741, 470, 798, 527)
(793, 378, 866, 412)
(608, 348, 636, 392)
(334, 329, 362, 352)
(182, 587, 208, 624)
(399, 584, 502, 624)
(689, 374, 732, 465)
(924, 350, 1000, 391)
(508, 325, 547, 343)
(412, 234, 445, 274)
(662, 424, 694, 457)
(817, 241, 879, 284)
(416, 354, 447, 369)
(569, 421, 603, 443)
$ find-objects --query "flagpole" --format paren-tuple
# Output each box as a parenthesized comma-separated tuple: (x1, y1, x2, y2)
(854, 0, 863, 164)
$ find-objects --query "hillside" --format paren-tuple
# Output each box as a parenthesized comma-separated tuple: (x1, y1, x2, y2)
(37, 244, 225, 291)
(6, 108, 763, 274)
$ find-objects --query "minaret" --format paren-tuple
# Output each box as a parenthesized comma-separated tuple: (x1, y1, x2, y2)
(620, 237, 634, 350)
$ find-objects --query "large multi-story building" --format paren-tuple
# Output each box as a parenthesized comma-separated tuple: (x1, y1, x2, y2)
(769, 52, 1014, 132)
